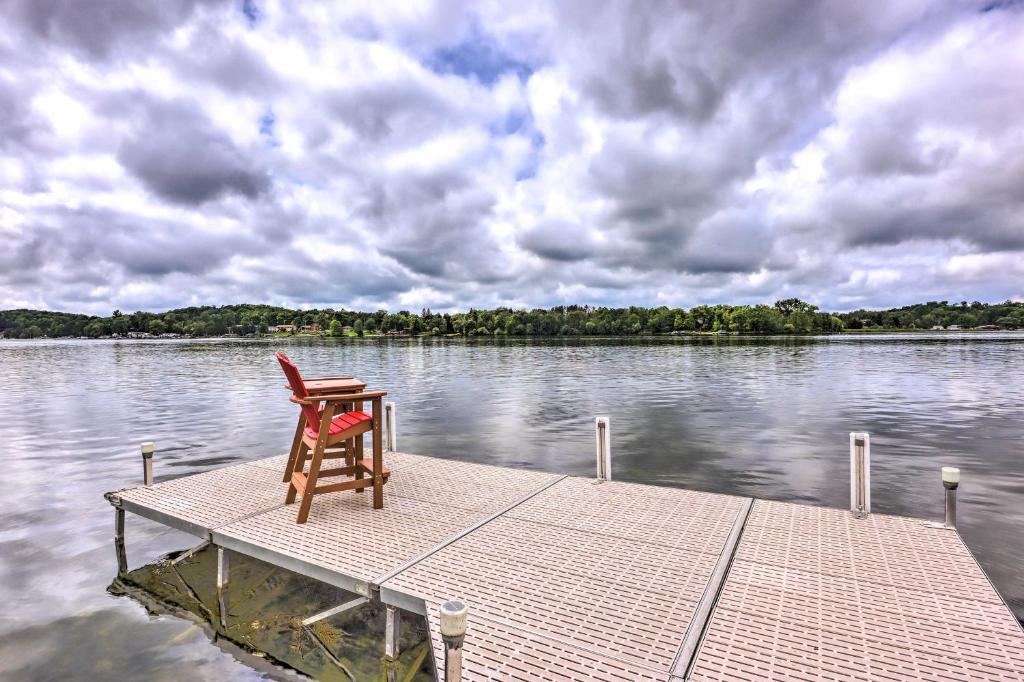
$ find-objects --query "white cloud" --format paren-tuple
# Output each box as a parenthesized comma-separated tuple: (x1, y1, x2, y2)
(0, 0, 1022, 315)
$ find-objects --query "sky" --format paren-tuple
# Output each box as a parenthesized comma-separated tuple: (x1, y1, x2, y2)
(1, 1, 1022, 315)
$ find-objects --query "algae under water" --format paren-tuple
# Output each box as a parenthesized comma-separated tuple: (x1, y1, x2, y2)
(108, 545, 434, 681)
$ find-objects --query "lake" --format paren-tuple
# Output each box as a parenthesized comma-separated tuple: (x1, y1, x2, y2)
(1, 334, 1022, 679)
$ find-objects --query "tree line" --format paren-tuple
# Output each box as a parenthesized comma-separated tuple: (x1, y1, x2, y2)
(1, 299, 1022, 339)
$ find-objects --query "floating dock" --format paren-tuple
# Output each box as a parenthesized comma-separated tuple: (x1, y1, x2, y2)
(106, 451, 1024, 681)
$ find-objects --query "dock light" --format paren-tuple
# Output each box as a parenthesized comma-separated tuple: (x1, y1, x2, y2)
(943, 466, 960, 529)
(440, 600, 467, 682)
(141, 442, 155, 486)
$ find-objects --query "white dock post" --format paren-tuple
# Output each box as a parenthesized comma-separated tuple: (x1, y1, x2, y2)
(114, 508, 127, 576)
(943, 467, 960, 529)
(849, 432, 870, 517)
(595, 416, 611, 482)
(141, 441, 154, 485)
(217, 547, 229, 630)
(440, 600, 467, 682)
(385, 401, 397, 452)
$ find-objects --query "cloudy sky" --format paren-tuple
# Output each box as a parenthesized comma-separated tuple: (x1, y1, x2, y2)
(1, 1, 1022, 315)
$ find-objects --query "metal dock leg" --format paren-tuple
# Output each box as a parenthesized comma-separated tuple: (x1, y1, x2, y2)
(943, 466, 960, 528)
(114, 508, 127, 576)
(382, 605, 401, 682)
(385, 605, 401, 658)
(217, 546, 229, 630)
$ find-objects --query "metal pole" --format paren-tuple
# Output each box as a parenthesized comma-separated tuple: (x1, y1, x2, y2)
(382, 604, 401, 682)
(217, 546, 229, 630)
(943, 466, 960, 529)
(385, 401, 397, 452)
(385, 605, 401, 658)
(849, 432, 870, 517)
(141, 441, 154, 485)
(439, 600, 467, 682)
(114, 508, 127, 576)
(595, 416, 611, 482)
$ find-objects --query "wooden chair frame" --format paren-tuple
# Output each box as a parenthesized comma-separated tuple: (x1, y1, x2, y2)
(284, 390, 389, 523)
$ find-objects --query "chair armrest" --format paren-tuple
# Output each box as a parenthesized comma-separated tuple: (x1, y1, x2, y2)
(283, 377, 357, 390)
(291, 390, 387, 405)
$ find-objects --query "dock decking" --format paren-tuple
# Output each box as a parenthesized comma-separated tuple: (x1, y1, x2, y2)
(106, 451, 1024, 681)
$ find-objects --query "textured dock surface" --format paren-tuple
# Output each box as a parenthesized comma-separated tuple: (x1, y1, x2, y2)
(109, 452, 1024, 681)
(688, 500, 1024, 682)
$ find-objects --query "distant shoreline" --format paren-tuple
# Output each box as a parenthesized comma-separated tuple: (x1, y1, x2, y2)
(3, 300, 1021, 339)
(3, 328, 1020, 342)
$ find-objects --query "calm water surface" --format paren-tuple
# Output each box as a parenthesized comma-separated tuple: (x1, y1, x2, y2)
(1, 334, 1022, 679)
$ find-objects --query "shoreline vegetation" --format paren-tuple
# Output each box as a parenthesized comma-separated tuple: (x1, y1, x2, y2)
(2, 299, 1022, 340)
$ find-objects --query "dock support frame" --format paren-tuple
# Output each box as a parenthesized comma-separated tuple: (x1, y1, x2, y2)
(170, 539, 210, 566)
(302, 597, 368, 626)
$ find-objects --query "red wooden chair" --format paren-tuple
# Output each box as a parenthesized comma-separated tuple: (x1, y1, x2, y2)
(276, 352, 390, 522)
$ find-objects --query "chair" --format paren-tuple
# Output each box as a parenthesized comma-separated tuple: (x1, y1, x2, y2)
(280, 375, 367, 483)
(276, 352, 390, 522)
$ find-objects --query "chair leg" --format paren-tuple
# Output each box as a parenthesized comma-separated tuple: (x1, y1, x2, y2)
(297, 442, 326, 524)
(285, 442, 309, 505)
(283, 415, 306, 483)
(354, 434, 364, 492)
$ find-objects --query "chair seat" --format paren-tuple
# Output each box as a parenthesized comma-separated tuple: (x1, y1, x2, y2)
(305, 410, 372, 439)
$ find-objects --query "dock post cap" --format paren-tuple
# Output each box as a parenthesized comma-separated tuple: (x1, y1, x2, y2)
(440, 600, 468, 640)
(942, 466, 960, 489)
(140, 441, 155, 457)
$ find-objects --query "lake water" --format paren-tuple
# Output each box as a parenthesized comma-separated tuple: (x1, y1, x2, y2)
(1, 334, 1022, 679)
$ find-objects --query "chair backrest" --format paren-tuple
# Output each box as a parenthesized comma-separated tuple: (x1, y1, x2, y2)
(276, 352, 322, 434)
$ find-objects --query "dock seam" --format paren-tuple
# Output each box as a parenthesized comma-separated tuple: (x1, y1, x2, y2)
(668, 496, 754, 681)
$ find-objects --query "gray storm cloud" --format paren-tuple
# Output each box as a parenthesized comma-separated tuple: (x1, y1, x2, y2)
(0, 0, 1021, 314)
